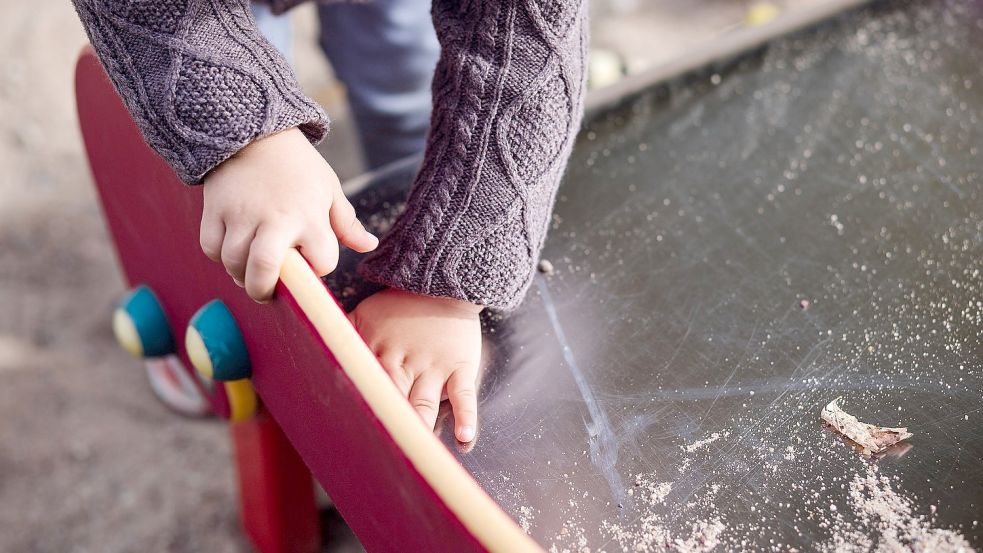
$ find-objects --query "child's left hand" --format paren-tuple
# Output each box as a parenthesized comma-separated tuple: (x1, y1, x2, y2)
(349, 288, 482, 443)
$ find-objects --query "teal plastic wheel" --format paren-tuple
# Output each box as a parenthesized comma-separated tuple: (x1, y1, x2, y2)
(112, 285, 175, 358)
(186, 300, 252, 382)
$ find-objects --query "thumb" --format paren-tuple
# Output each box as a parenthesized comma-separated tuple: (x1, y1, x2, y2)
(330, 191, 379, 253)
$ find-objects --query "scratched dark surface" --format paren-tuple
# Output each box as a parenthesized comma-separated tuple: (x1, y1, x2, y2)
(330, 1, 983, 550)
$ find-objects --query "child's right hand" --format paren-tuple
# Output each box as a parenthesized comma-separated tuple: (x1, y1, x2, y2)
(200, 127, 379, 302)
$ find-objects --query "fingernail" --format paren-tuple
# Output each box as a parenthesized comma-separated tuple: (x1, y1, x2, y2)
(458, 425, 475, 442)
(233, 278, 244, 288)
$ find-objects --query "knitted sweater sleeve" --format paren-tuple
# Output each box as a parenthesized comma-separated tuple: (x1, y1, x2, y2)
(71, 0, 329, 184)
(358, 0, 589, 311)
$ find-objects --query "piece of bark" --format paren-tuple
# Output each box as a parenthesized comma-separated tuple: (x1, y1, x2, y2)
(820, 398, 913, 456)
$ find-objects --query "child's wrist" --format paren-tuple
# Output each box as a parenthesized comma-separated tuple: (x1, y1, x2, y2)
(446, 297, 484, 315)
(385, 288, 484, 315)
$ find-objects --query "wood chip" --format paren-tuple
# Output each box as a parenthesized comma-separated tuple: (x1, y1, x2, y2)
(820, 398, 913, 456)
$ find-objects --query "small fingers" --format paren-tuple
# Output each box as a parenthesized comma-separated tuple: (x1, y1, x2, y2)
(377, 352, 412, 397)
(244, 225, 294, 302)
(408, 373, 444, 431)
(221, 226, 256, 284)
(329, 191, 378, 253)
(446, 369, 478, 442)
(199, 213, 225, 262)
(299, 227, 339, 277)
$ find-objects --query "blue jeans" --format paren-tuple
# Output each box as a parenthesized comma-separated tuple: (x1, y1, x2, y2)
(252, 1, 438, 170)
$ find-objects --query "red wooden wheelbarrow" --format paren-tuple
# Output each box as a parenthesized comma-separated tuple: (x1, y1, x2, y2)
(74, 46, 540, 553)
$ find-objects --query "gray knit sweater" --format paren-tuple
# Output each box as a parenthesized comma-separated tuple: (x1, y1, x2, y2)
(73, 0, 588, 310)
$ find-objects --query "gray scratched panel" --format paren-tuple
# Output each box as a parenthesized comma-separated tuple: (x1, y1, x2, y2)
(331, 1, 983, 550)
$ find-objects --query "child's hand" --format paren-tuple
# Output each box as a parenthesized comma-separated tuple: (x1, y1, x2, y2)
(200, 128, 378, 302)
(349, 288, 483, 443)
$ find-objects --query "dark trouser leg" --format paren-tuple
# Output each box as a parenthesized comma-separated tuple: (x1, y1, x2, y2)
(317, 0, 439, 170)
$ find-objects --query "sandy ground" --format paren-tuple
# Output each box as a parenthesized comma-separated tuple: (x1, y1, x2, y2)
(0, 1, 820, 551)
(0, 2, 251, 549)
(0, 2, 331, 551)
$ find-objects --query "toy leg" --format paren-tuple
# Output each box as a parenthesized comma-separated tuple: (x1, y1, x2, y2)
(232, 411, 320, 553)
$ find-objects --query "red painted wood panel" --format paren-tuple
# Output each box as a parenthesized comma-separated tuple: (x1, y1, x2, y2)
(74, 47, 494, 553)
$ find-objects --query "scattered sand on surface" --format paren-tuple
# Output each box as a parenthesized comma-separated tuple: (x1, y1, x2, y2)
(603, 474, 723, 553)
(682, 431, 730, 454)
(518, 505, 537, 533)
(542, 427, 975, 553)
(822, 464, 975, 553)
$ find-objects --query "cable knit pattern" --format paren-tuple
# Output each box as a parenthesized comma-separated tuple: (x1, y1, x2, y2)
(359, 0, 589, 310)
(72, 0, 328, 184)
(72, 0, 586, 309)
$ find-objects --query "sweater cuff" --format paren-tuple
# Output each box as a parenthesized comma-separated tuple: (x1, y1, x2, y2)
(180, 102, 329, 185)
(356, 198, 534, 311)
(357, 0, 588, 311)
(72, 0, 329, 185)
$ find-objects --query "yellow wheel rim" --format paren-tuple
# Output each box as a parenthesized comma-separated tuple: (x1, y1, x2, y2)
(225, 379, 258, 422)
(112, 308, 144, 358)
(184, 326, 214, 380)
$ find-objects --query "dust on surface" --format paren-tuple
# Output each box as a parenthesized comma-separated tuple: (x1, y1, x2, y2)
(681, 431, 729, 454)
(538, 426, 975, 553)
(474, 1, 983, 551)
(821, 464, 975, 553)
